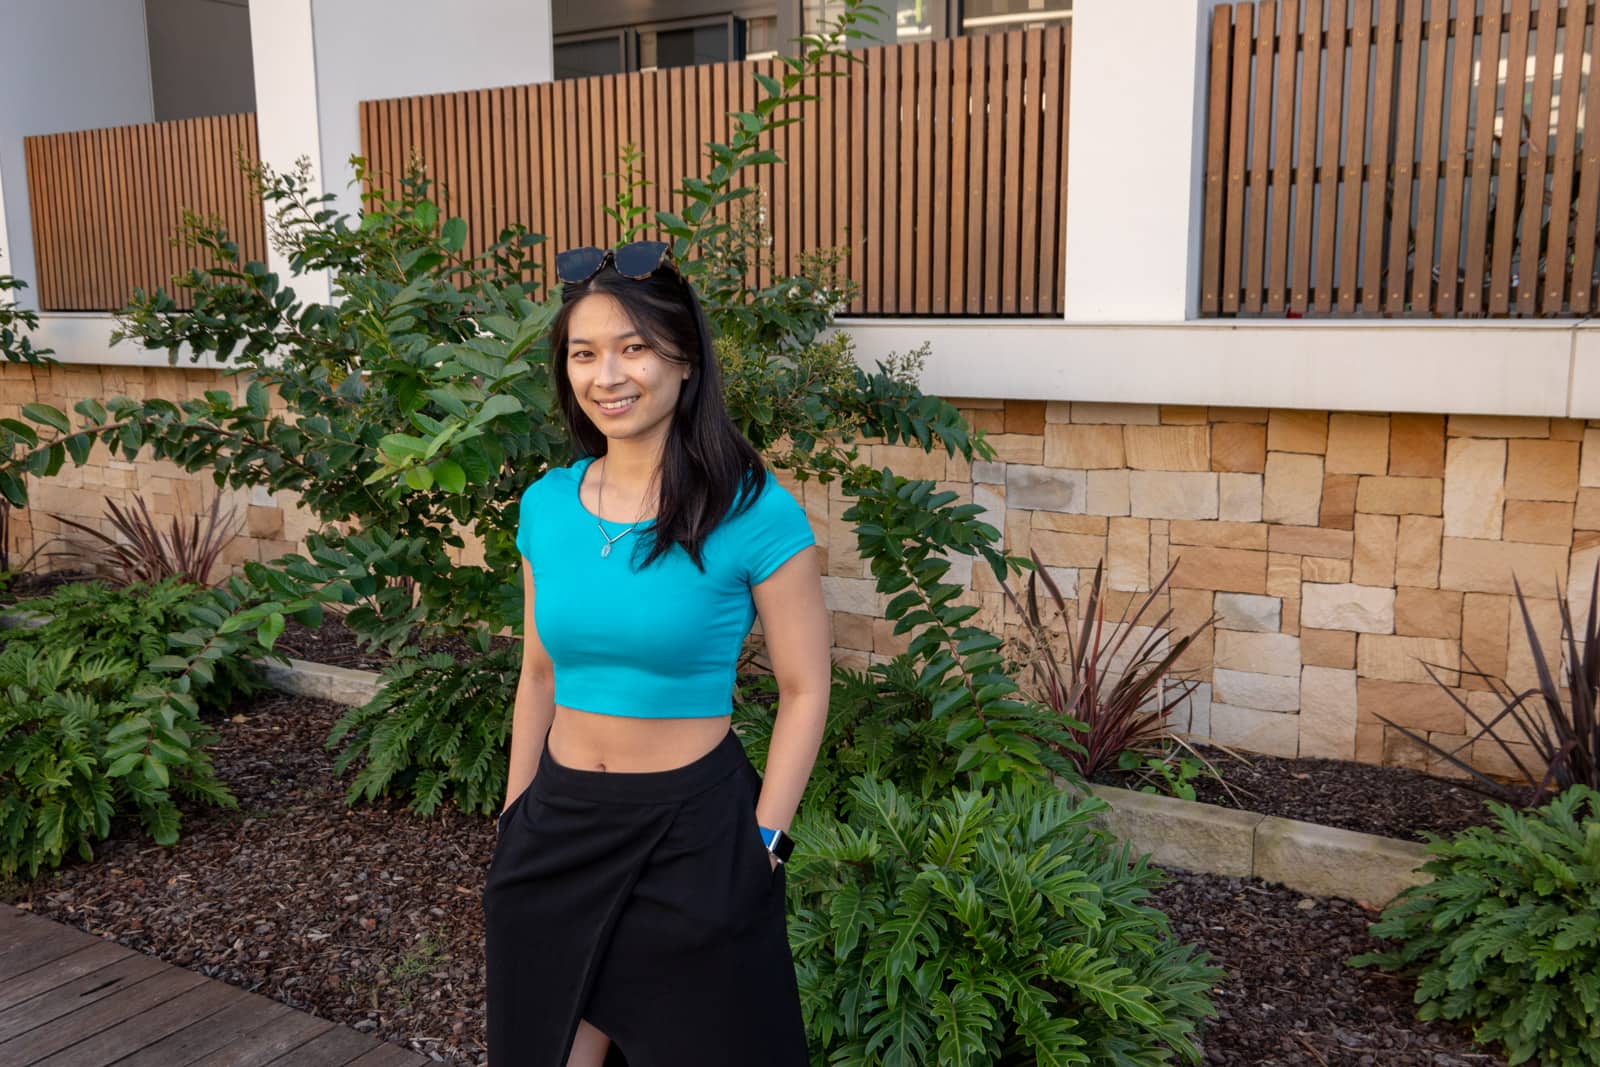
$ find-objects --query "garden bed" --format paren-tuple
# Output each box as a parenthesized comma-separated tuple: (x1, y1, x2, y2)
(0, 688, 1498, 1066)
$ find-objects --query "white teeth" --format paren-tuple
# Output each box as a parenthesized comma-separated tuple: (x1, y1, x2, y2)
(598, 397, 638, 410)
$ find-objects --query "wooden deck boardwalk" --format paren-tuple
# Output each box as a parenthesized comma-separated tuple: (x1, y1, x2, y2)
(0, 904, 429, 1066)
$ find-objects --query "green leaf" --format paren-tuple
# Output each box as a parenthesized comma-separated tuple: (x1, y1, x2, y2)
(22, 402, 70, 434)
(441, 217, 468, 252)
(246, 379, 270, 417)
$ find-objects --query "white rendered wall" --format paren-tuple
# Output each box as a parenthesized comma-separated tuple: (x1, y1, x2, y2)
(0, 0, 156, 309)
(310, 0, 555, 221)
(1062, 0, 1221, 322)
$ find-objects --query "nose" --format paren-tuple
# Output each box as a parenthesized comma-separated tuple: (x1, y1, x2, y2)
(594, 350, 627, 388)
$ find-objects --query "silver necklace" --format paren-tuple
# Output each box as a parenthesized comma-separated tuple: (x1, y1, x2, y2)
(595, 459, 654, 558)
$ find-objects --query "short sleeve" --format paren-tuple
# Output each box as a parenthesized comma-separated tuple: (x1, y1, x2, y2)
(515, 477, 543, 571)
(742, 474, 815, 585)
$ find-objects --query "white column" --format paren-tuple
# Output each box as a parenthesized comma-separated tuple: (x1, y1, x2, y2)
(1062, 0, 1222, 322)
(248, 0, 332, 306)
(0, 158, 12, 281)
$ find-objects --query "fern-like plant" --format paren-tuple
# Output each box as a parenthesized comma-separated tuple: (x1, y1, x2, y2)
(788, 776, 1219, 1065)
(325, 645, 521, 817)
(1350, 785, 1600, 1066)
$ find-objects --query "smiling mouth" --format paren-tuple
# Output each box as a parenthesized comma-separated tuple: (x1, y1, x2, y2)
(596, 396, 639, 412)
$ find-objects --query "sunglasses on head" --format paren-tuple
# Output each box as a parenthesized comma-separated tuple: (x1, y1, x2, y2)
(555, 241, 675, 285)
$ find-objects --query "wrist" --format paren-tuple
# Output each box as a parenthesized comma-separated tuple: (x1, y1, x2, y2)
(758, 824, 794, 864)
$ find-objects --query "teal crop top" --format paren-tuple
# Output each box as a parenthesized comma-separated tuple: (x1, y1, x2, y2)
(515, 456, 816, 719)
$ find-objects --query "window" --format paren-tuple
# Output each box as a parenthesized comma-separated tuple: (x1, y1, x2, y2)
(554, 31, 632, 80)
(961, 0, 1071, 36)
(639, 18, 741, 72)
(804, 0, 934, 40)
(744, 15, 779, 60)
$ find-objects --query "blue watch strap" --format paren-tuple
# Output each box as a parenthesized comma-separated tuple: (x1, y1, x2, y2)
(758, 825, 778, 849)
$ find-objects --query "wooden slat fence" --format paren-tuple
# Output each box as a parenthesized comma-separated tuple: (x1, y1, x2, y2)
(1202, 0, 1600, 317)
(22, 114, 267, 313)
(360, 27, 1070, 316)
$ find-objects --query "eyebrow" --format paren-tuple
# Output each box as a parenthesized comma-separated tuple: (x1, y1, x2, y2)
(568, 332, 644, 347)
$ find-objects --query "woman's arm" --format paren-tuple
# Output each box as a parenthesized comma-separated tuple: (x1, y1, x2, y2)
(506, 557, 557, 811)
(749, 546, 832, 840)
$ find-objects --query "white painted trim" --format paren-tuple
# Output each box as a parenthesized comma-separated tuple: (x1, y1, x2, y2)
(0, 153, 11, 280)
(837, 318, 1600, 418)
(30, 314, 225, 370)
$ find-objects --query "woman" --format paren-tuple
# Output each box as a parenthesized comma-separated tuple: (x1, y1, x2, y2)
(483, 240, 831, 1067)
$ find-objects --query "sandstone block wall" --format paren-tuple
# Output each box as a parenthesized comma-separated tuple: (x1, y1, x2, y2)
(5, 363, 1579, 779)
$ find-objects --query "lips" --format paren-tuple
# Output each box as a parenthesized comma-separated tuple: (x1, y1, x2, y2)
(595, 395, 639, 415)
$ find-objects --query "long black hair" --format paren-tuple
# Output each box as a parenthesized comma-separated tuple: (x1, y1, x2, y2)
(549, 263, 766, 570)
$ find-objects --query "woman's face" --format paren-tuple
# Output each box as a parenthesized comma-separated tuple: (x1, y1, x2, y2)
(564, 292, 690, 452)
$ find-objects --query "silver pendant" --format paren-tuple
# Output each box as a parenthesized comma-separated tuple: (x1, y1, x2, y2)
(601, 543, 612, 558)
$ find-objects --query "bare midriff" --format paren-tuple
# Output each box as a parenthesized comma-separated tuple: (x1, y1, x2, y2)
(545, 704, 733, 773)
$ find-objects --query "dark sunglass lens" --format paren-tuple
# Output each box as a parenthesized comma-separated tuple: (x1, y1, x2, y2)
(555, 246, 607, 283)
(613, 241, 670, 279)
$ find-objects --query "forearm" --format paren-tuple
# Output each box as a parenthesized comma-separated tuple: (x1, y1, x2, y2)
(753, 688, 829, 832)
(504, 673, 556, 811)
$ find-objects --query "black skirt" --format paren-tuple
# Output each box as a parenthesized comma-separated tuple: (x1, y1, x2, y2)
(483, 729, 808, 1066)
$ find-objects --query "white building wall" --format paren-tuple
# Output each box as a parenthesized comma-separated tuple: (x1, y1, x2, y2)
(0, 0, 155, 308)
(309, 0, 555, 220)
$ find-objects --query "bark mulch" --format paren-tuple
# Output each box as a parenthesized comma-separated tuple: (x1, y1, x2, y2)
(272, 614, 515, 673)
(1098, 748, 1510, 844)
(0, 689, 1500, 1066)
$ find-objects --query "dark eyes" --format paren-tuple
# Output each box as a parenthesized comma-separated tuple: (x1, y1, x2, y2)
(568, 343, 650, 360)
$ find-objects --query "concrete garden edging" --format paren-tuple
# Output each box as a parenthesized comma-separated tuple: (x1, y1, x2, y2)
(2, 605, 1432, 906)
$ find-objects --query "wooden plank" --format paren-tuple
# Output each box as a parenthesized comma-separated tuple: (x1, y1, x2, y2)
(834, 52, 851, 299)
(1408, 0, 1448, 313)
(0, 957, 188, 1057)
(1383, 0, 1423, 314)
(1461, 0, 1503, 314)
(259, 1019, 382, 1066)
(896, 39, 916, 311)
(1266, 0, 1298, 312)
(931, 39, 951, 314)
(1223, 5, 1252, 312)
(819, 53, 838, 285)
(1017, 29, 1042, 314)
(1540, 0, 1587, 314)
(1517, 0, 1560, 314)
(1489, 0, 1532, 314)
(110, 993, 296, 1067)
(1433, 0, 1476, 315)
(1243, 1, 1275, 313)
(20, 140, 52, 307)
(105, 125, 132, 310)
(1201, 3, 1231, 311)
(998, 32, 1022, 314)
(0, 938, 131, 1015)
(30, 973, 241, 1067)
(983, 33, 1005, 314)
(1289, 0, 1322, 311)
(948, 36, 971, 315)
(866, 45, 884, 312)
(1337, 0, 1374, 312)
(915, 39, 935, 313)
(1312, 0, 1348, 311)
(1038, 25, 1067, 315)
(1571, 1, 1600, 313)
(0, 912, 99, 984)
(186, 1009, 333, 1067)
(345, 1042, 428, 1066)
(1360, 0, 1398, 313)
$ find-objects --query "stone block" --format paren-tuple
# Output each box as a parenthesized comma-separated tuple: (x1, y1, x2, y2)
(1267, 410, 1329, 454)
(1087, 786, 1261, 879)
(1568, 541, 1600, 626)
(1326, 414, 1390, 475)
(1210, 702, 1301, 754)
(1219, 472, 1264, 522)
(1574, 488, 1600, 528)
(822, 576, 880, 615)
(1044, 424, 1124, 469)
(1551, 417, 1586, 440)
(1044, 400, 1072, 423)
(1267, 552, 1302, 597)
(1502, 500, 1573, 544)
(1357, 634, 1460, 686)
(1302, 583, 1396, 633)
(1320, 472, 1359, 530)
(1170, 680, 1213, 736)
(1505, 595, 1562, 692)
(1161, 405, 1209, 424)
(1389, 414, 1446, 477)
(1357, 678, 1466, 733)
(1299, 666, 1358, 758)
(1086, 469, 1131, 516)
(971, 460, 1006, 484)
(1124, 425, 1210, 471)
(873, 618, 913, 657)
(1007, 465, 1087, 513)
(1213, 668, 1301, 711)
(1581, 430, 1600, 488)
(1212, 406, 1270, 423)
(1395, 515, 1443, 588)
(258, 657, 381, 707)
(1214, 592, 1281, 633)
(1269, 526, 1354, 558)
(1129, 471, 1219, 520)
(1005, 400, 1046, 435)
(874, 444, 948, 481)
(1107, 517, 1150, 591)
(1170, 588, 1215, 672)
(1032, 530, 1107, 569)
(1506, 439, 1580, 502)
(1352, 512, 1398, 587)
(1170, 546, 1268, 594)
(1448, 415, 1549, 438)
(1033, 513, 1108, 535)
(246, 504, 283, 539)
(1302, 556, 1352, 583)
(1070, 402, 1160, 425)
(1302, 627, 1357, 668)
(1443, 437, 1507, 537)
(1460, 592, 1510, 687)
(1395, 587, 1464, 639)
(1264, 452, 1325, 526)
(1254, 818, 1431, 905)
(1439, 537, 1569, 598)
(1170, 520, 1269, 550)
(1357, 476, 1445, 516)
(1211, 422, 1267, 473)
(1216, 630, 1301, 676)
(833, 612, 875, 651)
(988, 433, 1046, 465)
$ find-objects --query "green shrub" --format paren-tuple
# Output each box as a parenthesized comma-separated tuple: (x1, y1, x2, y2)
(325, 645, 520, 817)
(787, 776, 1219, 1065)
(1351, 785, 1600, 1066)
(0, 579, 254, 878)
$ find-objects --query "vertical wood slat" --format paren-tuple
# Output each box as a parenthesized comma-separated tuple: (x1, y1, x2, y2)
(1382, 0, 1422, 314)
(1312, 0, 1347, 313)
(1288, 0, 1321, 312)
(1517, 0, 1560, 314)
(1540, 0, 1587, 315)
(1265, 0, 1298, 313)
(1461, 0, 1503, 315)
(1243, 2, 1276, 313)
(1489, 0, 1532, 314)
(1224, 4, 1254, 313)
(23, 113, 265, 311)
(1409, 0, 1450, 314)
(1434, 0, 1477, 315)
(1572, 1, 1600, 314)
